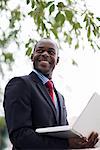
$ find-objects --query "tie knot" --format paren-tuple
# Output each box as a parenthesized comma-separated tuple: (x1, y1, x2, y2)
(45, 80, 53, 91)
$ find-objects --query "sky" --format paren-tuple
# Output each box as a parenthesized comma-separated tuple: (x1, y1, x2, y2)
(0, 0, 100, 123)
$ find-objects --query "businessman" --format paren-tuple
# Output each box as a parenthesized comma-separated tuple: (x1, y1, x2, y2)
(3, 38, 99, 149)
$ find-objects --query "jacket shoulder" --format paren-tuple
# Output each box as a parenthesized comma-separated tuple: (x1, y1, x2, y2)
(5, 74, 32, 90)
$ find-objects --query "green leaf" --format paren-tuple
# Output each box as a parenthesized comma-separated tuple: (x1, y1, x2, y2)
(3, 52, 14, 63)
(39, 1, 47, 9)
(72, 59, 78, 66)
(57, 2, 65, 8)
(67, 35, 72, 45)
(90, 42, 94, 49)
(26, 47, 32, 56)
(65, 10, 73, 23)
(25, 42, 29, 48)
(37, 17, 42, 29)
(28, 11, 34, 17)
(46, 1, 54, 7)
(26, 0, 30, 4)
(89, 12, 94, 17)
(87, 26, 91, 39)
(83, 14, 87, 22)
(51, 28, 58, 39)
(73, 22, 82, 30)
(16, 11, 20, 20)
(31, 0, 35, 8)
(93, 28, 97, 36)
(55, 12, 65, 26)
(41, 21, 46, 31)
(96, 17, 100, 21)
(49, 4, 55, 15)
(67, 0, 72, 5)
(97, 44, 100, 50)
(75, 42, 79, 49)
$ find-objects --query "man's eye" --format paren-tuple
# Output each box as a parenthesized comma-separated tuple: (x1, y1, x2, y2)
(49, 51, 55, 55)
(36, 49, 43, 53)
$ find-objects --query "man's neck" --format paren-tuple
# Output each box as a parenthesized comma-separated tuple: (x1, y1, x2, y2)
(34, 69, 52, 80)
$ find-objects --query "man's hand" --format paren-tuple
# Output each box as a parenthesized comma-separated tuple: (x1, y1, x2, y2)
(68, 132, 99, 149)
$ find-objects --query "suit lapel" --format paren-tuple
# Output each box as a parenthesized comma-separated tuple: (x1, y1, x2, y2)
(29, 72, 57, 123)
(54, 90, 65, 125)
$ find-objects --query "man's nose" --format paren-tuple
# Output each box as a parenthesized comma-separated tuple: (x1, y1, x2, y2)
(42, 51, 49, 57)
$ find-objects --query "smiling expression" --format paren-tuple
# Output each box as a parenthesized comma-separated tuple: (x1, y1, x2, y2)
(31, 39, 59, 79)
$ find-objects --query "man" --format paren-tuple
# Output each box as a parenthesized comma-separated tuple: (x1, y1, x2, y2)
(3, 38, 98, 149)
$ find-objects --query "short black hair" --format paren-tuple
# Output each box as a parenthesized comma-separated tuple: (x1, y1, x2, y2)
(33, 38, 59, 55)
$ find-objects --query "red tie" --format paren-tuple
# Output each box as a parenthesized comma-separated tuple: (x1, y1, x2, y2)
(45, 80, 54, 104)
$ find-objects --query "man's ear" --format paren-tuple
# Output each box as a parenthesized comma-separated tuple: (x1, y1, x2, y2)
(57, 56, 59, 64)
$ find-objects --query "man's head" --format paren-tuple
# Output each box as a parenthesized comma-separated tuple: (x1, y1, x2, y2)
(31, 38, 59, 79)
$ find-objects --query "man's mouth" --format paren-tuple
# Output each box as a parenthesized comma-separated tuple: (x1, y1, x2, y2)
(39, 60, 50, 64)
(38, 60, 50, 67)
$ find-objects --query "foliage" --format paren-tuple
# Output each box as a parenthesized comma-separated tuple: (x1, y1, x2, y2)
(0, 0, 100, 75)
(26, 0, 100, 50)
(0, 117, 7, 149)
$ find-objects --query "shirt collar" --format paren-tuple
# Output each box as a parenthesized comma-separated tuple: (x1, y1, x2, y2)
(33, 69, 49, 84)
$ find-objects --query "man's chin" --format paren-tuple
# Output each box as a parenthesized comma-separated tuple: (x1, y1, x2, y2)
(36, 68, 50, 75)
(37, 68, 52, 78)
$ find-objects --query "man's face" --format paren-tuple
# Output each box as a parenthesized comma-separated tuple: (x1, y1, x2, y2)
(31, 39, 59, 78)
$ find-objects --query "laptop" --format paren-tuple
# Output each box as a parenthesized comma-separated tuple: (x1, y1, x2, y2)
(36, 92, 100, 139)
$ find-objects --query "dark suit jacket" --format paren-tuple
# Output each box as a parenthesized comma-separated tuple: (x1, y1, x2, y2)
(3, 71, 69, 149)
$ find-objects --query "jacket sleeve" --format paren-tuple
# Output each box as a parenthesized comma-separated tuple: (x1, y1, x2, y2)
(3, 77, 69, 149)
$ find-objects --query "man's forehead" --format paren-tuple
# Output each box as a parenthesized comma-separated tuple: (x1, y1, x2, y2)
(36, 39, 58, 49)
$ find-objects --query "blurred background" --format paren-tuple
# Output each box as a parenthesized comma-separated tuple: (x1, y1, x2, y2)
(0, 0, 100, 149)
